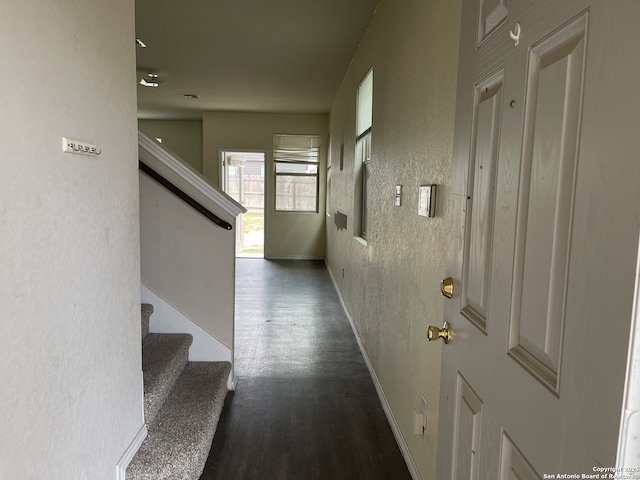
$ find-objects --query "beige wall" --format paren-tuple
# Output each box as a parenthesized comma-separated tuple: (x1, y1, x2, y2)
(138, 145, 238, 348)
(138, 120, 204, 172)
(0, 1, 142, 478)
(325, 0, 461, 477)
(203, 112, 329, 259)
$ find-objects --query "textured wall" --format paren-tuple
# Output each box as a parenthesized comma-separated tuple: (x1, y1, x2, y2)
(203, 112, 329, 259)
(0, 1, 143, 478)
(138, 120, 204, 173)
(326, 0, 461, 477)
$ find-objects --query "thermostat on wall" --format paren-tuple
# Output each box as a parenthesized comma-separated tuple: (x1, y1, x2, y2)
(418, 185, 436, 217)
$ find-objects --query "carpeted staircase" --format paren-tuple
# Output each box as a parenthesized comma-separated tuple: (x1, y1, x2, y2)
(127, 304, 230, 480)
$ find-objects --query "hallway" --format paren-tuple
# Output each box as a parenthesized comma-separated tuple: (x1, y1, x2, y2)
(200, 259, 412, 479)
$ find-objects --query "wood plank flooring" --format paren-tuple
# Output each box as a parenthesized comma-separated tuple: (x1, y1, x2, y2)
(200, 259, 412, 480)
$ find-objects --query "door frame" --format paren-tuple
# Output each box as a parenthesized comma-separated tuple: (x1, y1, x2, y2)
(617, 233, 640, 467)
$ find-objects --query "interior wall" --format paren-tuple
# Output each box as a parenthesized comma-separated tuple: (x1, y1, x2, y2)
(203, 112, 329, 259)
(139, 172, 236, 349)
(325, 0, 461, 477)
(0, 1, 142, 479)
(138, 120, 204, 173)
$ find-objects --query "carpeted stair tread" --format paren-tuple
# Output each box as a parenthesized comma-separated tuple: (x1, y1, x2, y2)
(141, 303, 154, 340)
(142, 333, 193, 426)
(127, 361, 231, 480)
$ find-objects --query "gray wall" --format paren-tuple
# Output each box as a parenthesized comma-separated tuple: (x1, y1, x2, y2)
(203, 112, 329, 259)
(0, 1, 143, 478)
(325, 0, 461, 477)
(138, 120, 204, 172)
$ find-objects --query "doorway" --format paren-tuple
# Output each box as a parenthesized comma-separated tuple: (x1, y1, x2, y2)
(220, 150, 266, 257)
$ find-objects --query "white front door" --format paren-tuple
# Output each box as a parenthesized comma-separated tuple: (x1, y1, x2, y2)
(437, 0, 640, 477)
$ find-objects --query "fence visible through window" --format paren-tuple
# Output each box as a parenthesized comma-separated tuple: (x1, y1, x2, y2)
(273, 134, 320, 212)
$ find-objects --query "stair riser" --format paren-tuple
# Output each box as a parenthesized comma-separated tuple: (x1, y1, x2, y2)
(141, 303, 153, 340)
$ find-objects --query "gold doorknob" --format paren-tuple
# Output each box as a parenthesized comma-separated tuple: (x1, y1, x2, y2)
(441, 277, 454, 298)
(427, 321, 452, 344)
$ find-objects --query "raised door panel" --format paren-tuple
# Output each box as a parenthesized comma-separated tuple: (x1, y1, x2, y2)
(499, 433, 540, 480)
(451, 374, 484, 480)
(462, 70, 504, 333)
(508, 13, 587, 394)
(478, 0, 509, 43)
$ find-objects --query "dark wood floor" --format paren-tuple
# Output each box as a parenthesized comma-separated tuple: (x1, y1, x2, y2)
(200, 259, 412, 480)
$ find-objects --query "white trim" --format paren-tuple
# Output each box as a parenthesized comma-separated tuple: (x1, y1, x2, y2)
(266, 255, 325, 261)
(617, 233, 640, 468)
(140, 285, 232, 363)
(138, 132, 246, 218)
(325, 262, 422, 480)
(228, 370, 238, 391)
(116, 424, 147, 480)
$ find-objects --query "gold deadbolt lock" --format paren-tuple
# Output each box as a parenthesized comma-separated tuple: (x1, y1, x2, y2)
(427, 321, 452, 344)
(441, 277, 454, 298)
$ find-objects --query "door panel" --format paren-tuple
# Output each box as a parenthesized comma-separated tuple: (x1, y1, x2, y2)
(508, 13, 588, 393)
(452, 374, 483, 480)
(437, 1, 640, 478)
(499, 433, 540, 480)
(462, 71, 504, 333)
(478, 0, 509, 44)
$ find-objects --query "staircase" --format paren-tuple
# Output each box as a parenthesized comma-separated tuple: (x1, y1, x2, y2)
(127, 304, 230, 480)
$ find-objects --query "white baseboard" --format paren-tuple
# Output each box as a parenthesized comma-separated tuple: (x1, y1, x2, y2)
(264, 255, 324, 260)
(325, 263, 422, 480)
(227, 370, 238, 391)
(141, 285, 232, 362)
(116, 424, 147, 480)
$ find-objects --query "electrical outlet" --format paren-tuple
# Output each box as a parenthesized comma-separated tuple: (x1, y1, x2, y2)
(413, 396, 428, 435)
(414, 411, 425, 435)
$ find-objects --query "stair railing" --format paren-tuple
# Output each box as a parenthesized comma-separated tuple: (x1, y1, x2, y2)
(139, 161, 233, 230)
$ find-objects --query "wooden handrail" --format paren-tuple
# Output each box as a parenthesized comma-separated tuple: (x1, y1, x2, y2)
(139, 161, 233, 231)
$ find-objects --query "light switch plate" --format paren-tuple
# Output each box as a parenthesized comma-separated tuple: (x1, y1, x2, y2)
(395, 185, 402, 206)
(62, 137, 101, 156)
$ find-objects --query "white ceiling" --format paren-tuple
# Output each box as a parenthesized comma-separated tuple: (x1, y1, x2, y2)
(135, 0, 380, 120)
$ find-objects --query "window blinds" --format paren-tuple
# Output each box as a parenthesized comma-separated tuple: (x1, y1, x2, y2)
(273, 134, 321, 164)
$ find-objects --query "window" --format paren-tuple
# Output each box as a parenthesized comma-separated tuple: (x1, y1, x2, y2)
(326, 138, 334, 217)
(356, 69, 373, 238)
(274, 134, 321, 212)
